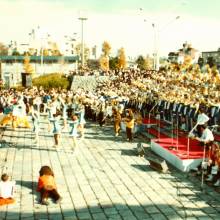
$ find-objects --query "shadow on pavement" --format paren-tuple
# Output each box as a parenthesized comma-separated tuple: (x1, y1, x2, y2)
(2, 202, 220, 219)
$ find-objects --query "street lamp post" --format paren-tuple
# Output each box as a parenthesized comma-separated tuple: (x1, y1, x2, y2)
(152, 23, 158, 70)
(152, 16, 180, 71)
(40, 42, 44, 74)
(78, 17, 87, 68)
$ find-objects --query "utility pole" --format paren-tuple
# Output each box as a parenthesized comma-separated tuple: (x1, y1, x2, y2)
(78, 17, 88, 68)
(152, 16, 180, 71)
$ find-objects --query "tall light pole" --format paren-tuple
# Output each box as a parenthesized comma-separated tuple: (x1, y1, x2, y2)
(78, 17, 87, 68)
(152, 23, 158, 70)
(152, 16, 180, 71)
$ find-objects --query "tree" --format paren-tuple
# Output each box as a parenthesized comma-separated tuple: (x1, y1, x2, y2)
(145, 55, 154, 70)
(43, 49, 49, 56)
(109, 56, 119, 70)
(102, 41, 111, 56)
(99, 55, 109, 71)
(207, 56, 216, 68)
(183, 54, 192, 67)
(198, 56, 204, 69)
(117, 47, 126, 69)
(99, 41, 111, 71)
(23, 53, 34, 74)
(87, 59, 100, 70)
(0, 43, 8, 55)
(33, 73, 69, 89)
(12, 50, 20, 56)
(136, 55, 145, 70)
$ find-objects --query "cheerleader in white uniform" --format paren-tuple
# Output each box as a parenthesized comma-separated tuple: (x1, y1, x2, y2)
(31, 105, 40, 145)
(77, 104, 86, 138)
(50, 113, 61, 147)
(69, 115, 79, 150)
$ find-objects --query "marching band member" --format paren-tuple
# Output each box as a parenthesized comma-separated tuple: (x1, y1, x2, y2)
(124, 109, 135, 142)
(112, 107, 121, 137)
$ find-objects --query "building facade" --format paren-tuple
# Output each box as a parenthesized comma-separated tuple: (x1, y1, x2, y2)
(168, 42, 200, 64)
(0, 55, 79, 87)
(202, 48, 220, 69)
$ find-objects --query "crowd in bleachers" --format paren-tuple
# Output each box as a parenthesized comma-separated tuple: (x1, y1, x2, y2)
(1, 62, 220, 205)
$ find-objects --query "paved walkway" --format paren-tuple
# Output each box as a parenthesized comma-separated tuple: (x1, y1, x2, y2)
(0, 117, 220, 220)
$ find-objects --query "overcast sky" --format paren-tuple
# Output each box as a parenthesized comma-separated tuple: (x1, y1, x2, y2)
(1, 0, 220, 58)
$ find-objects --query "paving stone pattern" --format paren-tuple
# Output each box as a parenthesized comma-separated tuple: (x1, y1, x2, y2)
(0, 117, 220, 220)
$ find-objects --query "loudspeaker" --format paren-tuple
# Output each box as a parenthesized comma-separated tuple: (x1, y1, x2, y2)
(147, 157, 169, 173)
(137, 142, 146, 157)
(21, 73, 32, 87)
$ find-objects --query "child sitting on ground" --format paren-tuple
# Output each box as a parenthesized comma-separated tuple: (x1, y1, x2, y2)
(37, 165, 62, 205)
(0, 173, 15, 206)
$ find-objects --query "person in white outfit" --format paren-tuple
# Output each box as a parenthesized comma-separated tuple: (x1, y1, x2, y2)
(0, 173, 15, 205)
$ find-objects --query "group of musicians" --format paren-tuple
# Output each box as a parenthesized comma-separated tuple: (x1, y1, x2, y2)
(98, 94, 220, 186)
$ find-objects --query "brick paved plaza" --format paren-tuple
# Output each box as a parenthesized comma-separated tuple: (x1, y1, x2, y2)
(0, 117, 220, 220)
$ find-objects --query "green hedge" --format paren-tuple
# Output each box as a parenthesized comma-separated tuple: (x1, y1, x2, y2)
(33, 73, 70, 89)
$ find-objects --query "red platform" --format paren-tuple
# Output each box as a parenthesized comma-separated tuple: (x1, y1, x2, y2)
(147, 128, 169, 139)
(151, 137, 204, 172)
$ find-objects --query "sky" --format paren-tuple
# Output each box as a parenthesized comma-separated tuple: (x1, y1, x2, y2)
(0, 0, 220, 58)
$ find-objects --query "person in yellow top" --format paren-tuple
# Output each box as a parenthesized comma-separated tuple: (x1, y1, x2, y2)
(134, 110, 143, 137)
(125, 109, 135, 142)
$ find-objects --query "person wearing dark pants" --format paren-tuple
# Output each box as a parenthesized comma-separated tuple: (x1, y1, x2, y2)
(125, 109, 134, 142)
(39, 188, 60, 204)
(112, 107, 121, 136)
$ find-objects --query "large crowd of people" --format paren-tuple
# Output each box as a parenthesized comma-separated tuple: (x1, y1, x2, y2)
(1, 63, 220, 205)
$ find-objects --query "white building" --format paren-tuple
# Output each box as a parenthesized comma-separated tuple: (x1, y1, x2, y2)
(0, 55, 79, 87)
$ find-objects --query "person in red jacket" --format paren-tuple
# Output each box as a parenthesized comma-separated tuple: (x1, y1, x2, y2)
(37, 166, 62, 205)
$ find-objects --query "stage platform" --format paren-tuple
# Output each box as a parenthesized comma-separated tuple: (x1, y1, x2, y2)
(151, 137, 204, 172)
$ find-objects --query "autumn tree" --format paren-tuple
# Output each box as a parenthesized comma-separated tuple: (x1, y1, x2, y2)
(99, 55, 109, 71)
(43, 49, 50, 56)
(0, 43, 8, 55)
(23, 53, 34, 74)
(100, 41, 111, 71)
(117, 47, 126, 69)
(102, 41, 111, 56)
(145, 55, 154, 70)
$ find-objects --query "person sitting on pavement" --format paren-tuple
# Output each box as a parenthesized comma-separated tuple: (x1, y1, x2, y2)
(0, 173, 16, 206)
